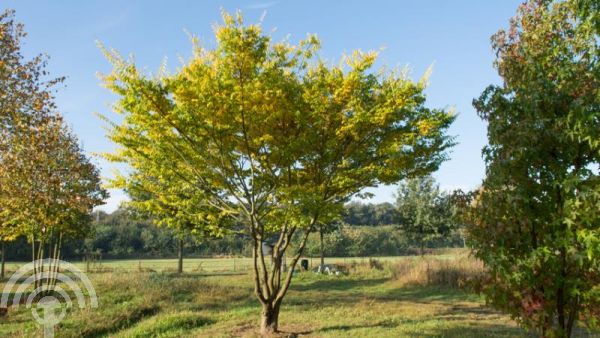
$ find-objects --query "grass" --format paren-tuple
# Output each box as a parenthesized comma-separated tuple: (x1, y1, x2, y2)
(0, 253, 528, 337)
(1, 248, 467, 274)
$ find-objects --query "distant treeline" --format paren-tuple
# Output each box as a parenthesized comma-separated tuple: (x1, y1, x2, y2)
(2, 201, 463, 261)
(342, 201, 399, 226)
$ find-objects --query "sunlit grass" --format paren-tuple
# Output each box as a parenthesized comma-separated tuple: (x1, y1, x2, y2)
(1, 248, 468, 274)
(0, 252, 530, 337)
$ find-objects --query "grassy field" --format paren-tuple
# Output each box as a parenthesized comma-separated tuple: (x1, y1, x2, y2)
(2, 250, 465, 274)
(0, 252, 533, 337)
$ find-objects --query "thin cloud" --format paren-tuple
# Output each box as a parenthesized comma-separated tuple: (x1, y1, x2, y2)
(247, 1, 279, 9)
(94, 10, 128, 34)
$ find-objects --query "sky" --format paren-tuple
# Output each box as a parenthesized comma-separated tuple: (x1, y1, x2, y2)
(4, 0, 522, 212)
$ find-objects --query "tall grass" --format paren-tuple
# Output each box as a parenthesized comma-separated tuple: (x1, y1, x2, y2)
(390, 255, 484, 289)
(340, 255, 486, 290)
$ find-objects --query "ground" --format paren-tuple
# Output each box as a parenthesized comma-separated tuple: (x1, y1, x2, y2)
(0, 254, 527, 337)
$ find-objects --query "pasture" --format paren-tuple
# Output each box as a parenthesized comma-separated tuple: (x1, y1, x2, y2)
(0, 252, 528, 337)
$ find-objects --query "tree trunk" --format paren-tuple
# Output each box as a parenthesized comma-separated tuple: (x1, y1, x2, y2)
(1, 241, 5, 280)
(319, 228, 325, 268)
(557, 285, 565, 334)
(557, 246, 567, 336)
(260, 302, 280, 335)
(419, 224, 425, 256)
(251, 221, 313, 336)
(177, 237, 184, 274)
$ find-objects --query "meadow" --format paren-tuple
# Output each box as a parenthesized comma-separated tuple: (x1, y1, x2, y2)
(0, 252, 529, 337)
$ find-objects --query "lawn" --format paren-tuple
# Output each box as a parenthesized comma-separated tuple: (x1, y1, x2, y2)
(0, 253, 529, 337)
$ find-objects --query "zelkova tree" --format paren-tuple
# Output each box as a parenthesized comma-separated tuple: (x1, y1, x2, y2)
(469, 0, 600, 336)
(101, 13, 454, 334)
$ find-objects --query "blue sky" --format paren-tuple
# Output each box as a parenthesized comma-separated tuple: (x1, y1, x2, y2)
(4, 0, 522, 212)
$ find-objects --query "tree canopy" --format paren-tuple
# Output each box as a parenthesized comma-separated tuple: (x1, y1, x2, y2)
(102, 12, 454, 334)
(0, 9, 107, 288)
(396, 176, 455, 255)
(469, 0, 600, 335)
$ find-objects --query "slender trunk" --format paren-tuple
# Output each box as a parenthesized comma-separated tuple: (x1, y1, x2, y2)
(177, 237, 184, 274)
(31, 238, 36, 285)
(319, 228, 325, 268)
(566, 299, 578, 338)
(260, 302, 280, 335)
(557, 245, 568, 335)
(46, 234, 58, 294)
(419, 224, 425, 256)
(1, 240, 5, 280)
(51, 233, 62, 290)
(35, 239, 44, 290)
(557, 286, 565, 334)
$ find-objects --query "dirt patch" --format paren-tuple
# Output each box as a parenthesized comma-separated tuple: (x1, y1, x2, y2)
(228, 322, 313, 338)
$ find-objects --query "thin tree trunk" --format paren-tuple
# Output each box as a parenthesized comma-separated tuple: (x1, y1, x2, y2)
(566, 301, 578, 338)
(45, 236, 56, 294)
(419, 224, 425, 256)
(51, 233, 62, 290)
(1, 240, 5, 280)
(35, 239, 44, 289)
(557, 246, 567, 335)
(31, 238, 36, 283)
(177, 237, 184, 274)
(557, 286, 565, 334)
(319, 228, 325, 268)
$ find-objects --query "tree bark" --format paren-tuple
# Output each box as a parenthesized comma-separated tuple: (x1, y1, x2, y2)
(566, 301, 578, 338)
(177, 237, 184, 274)
(252, 225, 313, 336)
(319, 228, 325, 268)
(1, 240, 5, 280)
(260, 302, 280, 335)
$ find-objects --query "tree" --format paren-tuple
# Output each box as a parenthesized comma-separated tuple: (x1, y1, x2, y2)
(101, 12, 454, 334)
(125, 171, 223, 274)
(469, 0, 600, 335)
(315, 221, 340, 269)
(396, 176, 454, 255)
(0, 9, 65, 280)
(0, 115, 107, 289)
(343, 201, 398, 226)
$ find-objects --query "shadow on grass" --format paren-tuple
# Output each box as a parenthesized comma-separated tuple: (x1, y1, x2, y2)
(378, 286, 478, 303)
(74, 304, 161, 338)
(286, 277, 477, 309)
(317, 319, 525, 337)
(422, 323, 526, 337)
(318, 319, 399, 332)
(291, 277, 388, 292)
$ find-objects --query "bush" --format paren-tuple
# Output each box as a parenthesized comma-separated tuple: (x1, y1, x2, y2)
(301, 225, 410, 257)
